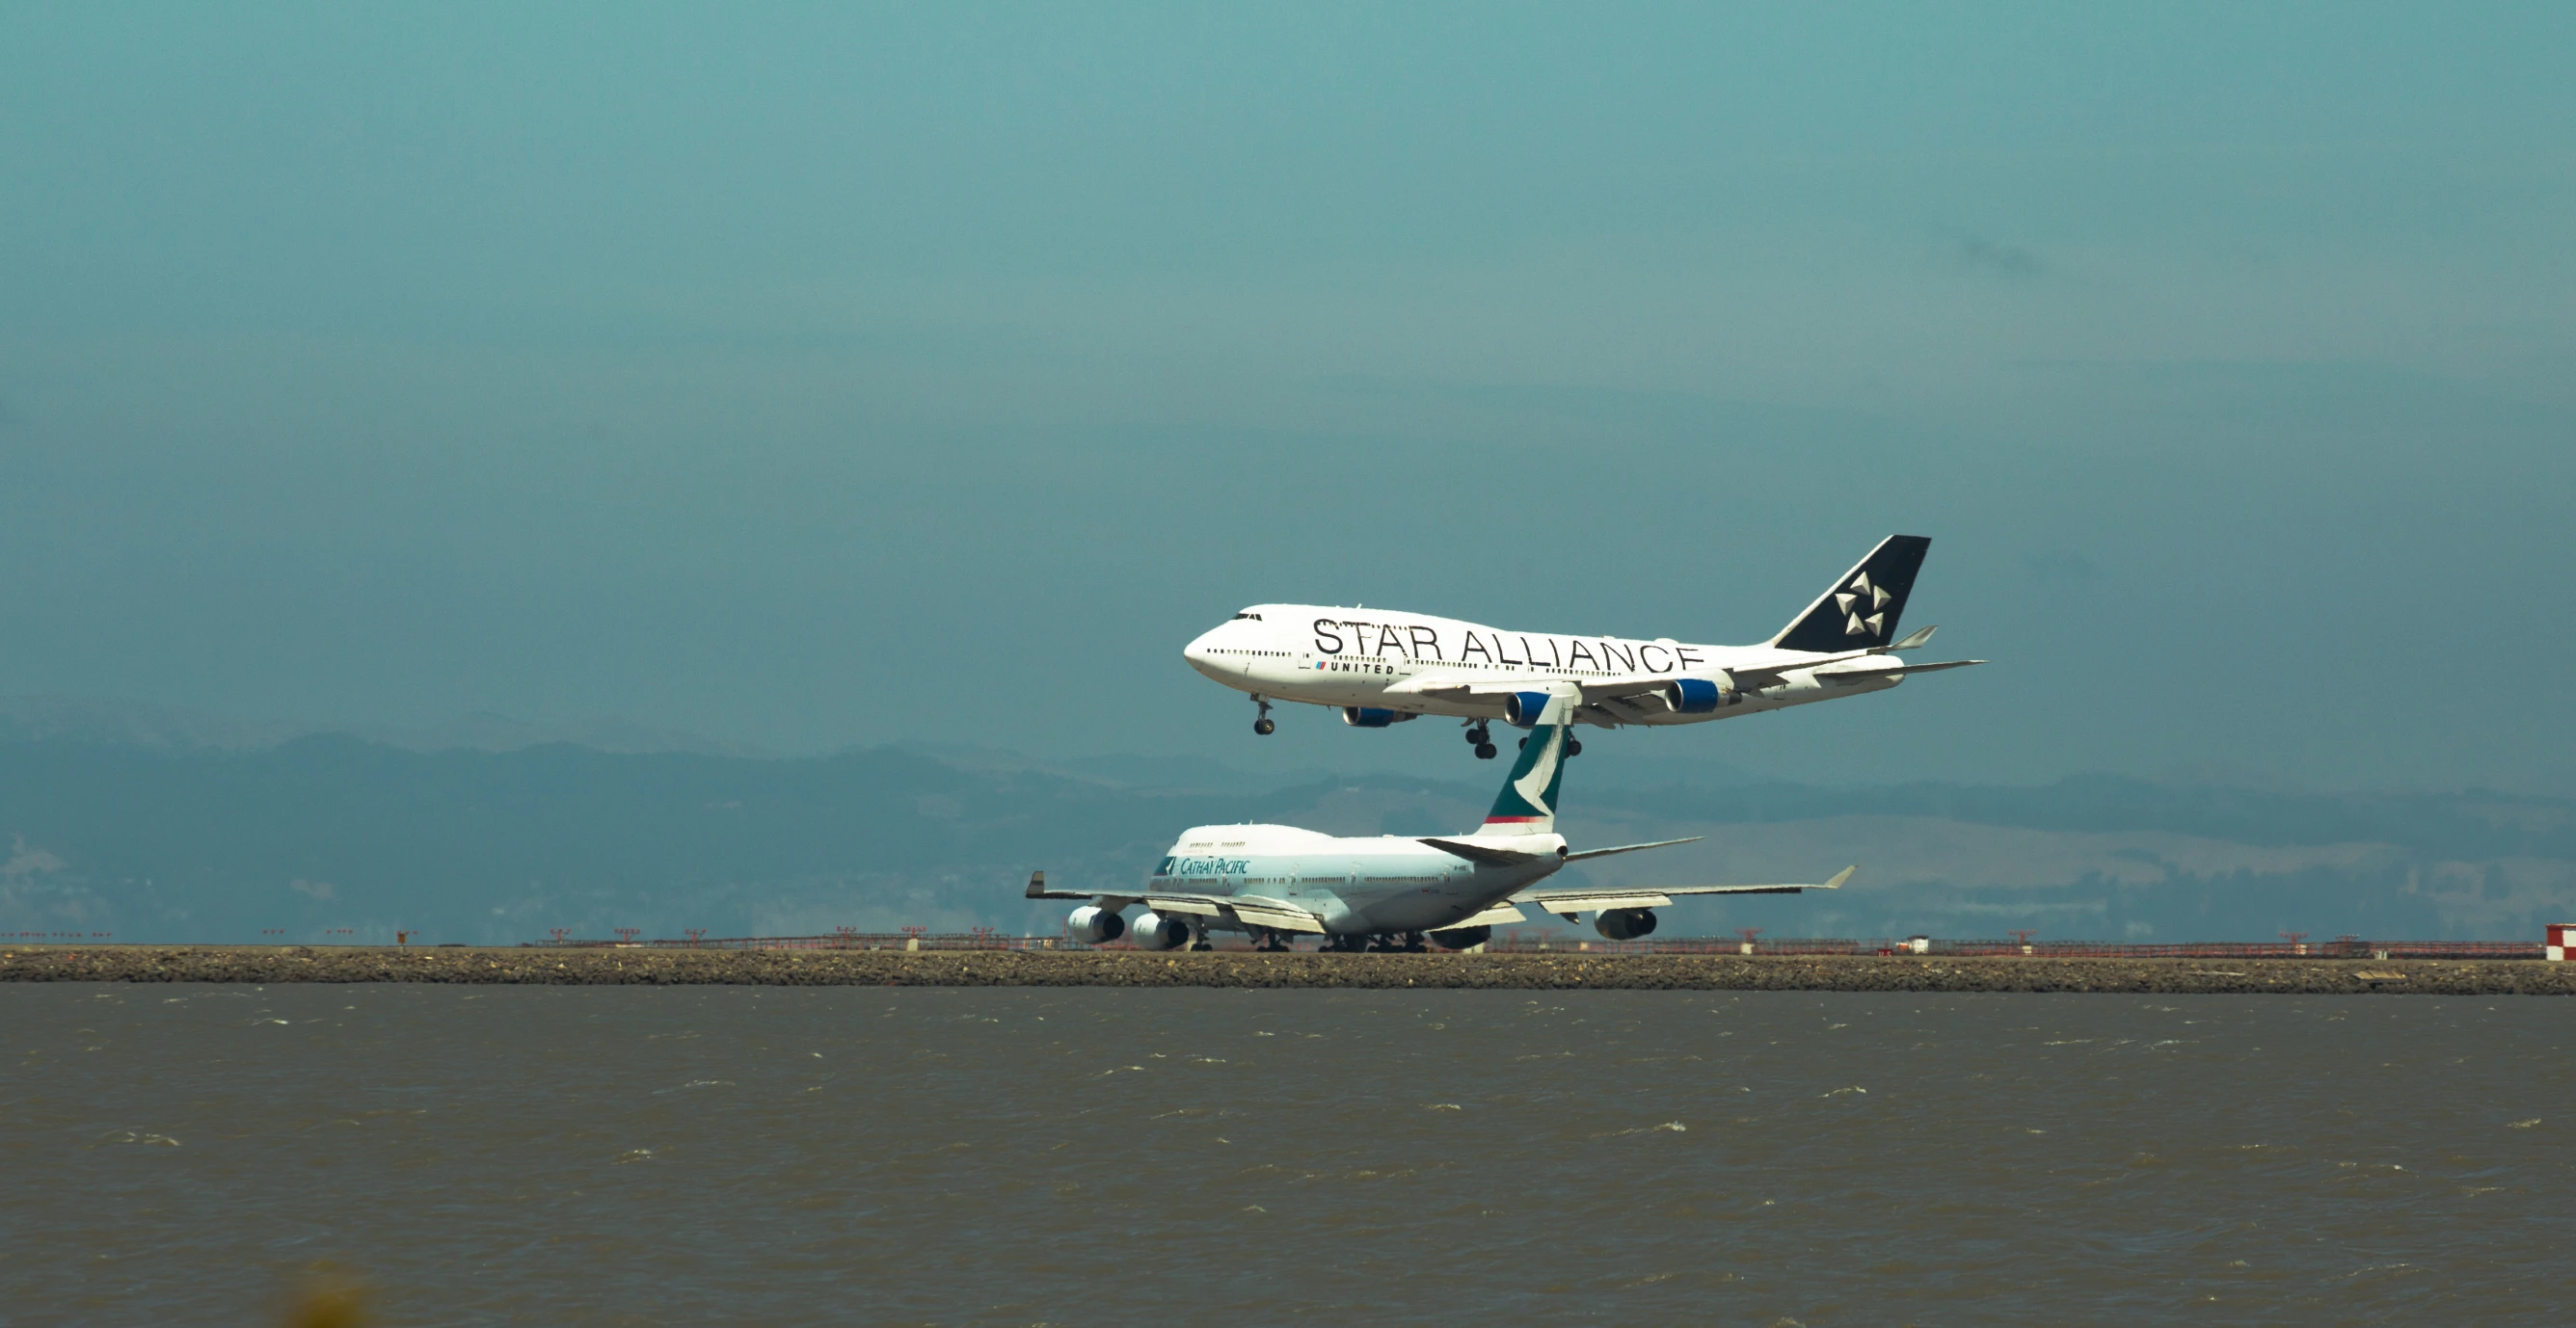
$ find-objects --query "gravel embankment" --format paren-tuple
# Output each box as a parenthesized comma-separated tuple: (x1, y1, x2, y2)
(4, 945, 2571, 995)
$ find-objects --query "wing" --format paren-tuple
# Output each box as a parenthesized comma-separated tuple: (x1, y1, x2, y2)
(1136, 893, 1329, 934)
(1029, 870, 1328, 934)
(1515, 866, 1856, 916)
(1391, 639, 1984, 707)
(1387, 673, 1687, 704)
(1381, 673, 1539, 701)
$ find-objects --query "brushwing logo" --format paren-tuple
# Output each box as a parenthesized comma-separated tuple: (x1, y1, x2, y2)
(1836, 572, 1892, 637)
(1512, 734, 1562, 816)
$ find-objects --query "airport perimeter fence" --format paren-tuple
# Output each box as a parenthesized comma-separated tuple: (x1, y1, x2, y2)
(527, 932, 2552, 959)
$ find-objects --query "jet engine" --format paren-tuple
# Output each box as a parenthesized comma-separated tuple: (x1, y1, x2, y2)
(1428, 925, 1491, 951)
(1662, 675, 1742, 714)
(1341, 706, 1416, 728)
(1066, 905, 1125, 945)
(1502, 691, 1557, 728)
(1131, 910, 1193, 951)
(1595, 908, 1659, 941)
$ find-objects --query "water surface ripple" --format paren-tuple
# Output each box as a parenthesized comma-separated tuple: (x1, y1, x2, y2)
(3, 986, 2567, 1324)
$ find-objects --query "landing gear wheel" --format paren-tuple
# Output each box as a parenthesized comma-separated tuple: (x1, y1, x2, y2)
(1566, 738, 1583, 757)
(1474, 743, 1497, 759)
(1517, 736, 1527, 750)
(1253, 718, 1275, 736)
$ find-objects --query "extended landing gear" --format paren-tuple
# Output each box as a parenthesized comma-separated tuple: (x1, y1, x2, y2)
(1252, 695, 1275, 736)
(1516, 734, 1580, 755)
(1464, 723, 1496, 760)
(1323, 932, 1427, 953)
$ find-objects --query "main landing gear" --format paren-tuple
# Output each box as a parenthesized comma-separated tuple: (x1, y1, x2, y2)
(1322, 933, 1428, 953)
(1464, 723, 1496, 760)
(1251, 695, 1275, 736)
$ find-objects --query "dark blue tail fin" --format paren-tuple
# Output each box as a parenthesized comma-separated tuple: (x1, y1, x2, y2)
(1770, 536, 1932, 651)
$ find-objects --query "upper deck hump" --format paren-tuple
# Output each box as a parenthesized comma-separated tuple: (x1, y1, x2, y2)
(1169, 824, 1341, 850)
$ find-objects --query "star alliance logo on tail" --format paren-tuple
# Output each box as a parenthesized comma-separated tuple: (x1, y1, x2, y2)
(1837, 572, 1893, 637)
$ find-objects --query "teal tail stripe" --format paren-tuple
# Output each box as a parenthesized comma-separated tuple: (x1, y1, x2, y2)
(1485, 721, 1568, 827)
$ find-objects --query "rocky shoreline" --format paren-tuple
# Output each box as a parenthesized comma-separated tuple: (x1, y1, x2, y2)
(5, 945, 2573, 995)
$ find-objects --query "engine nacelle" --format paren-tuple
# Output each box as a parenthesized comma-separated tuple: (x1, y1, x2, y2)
(1595, 908, 1659, 941)
(1502, 690, 1557, 728)
(1130, 910, 1193, 951)
(1066, 905, 1125, 945)
(1341, 706, 1415, 728)
(1662, 674, 1742, 714)
(1428, 925, 1491, 951)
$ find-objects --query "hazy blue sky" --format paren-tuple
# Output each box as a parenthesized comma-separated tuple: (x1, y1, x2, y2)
(5, 3, 2572, 790)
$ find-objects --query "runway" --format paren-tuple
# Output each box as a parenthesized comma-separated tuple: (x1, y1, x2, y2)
(8, 944, 2574, 994)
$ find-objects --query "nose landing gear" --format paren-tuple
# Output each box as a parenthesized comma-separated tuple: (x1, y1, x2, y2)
(1252, 695, 1275, 736)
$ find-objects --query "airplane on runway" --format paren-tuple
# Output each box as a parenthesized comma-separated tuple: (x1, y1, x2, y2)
(1027, 690, 1852, 952)
(1182, 534, 1983, 758)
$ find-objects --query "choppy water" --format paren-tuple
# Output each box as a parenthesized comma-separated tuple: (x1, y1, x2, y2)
(3, 985, 2570, 1325)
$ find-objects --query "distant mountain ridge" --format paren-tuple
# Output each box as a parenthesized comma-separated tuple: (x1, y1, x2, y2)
(0, 695, 767, 758)
(3, 723, 2570, 947)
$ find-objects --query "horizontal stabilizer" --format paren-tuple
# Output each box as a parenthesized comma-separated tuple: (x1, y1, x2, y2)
(1811, 657, 1986, 683)
(1419, 837, 1546, 865)
(1887, 658, 1985, 676)
(1564, 836, 1703, 863)
(1517, 866, 1854, 912)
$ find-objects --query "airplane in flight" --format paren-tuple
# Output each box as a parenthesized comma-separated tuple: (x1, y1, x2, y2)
(1028, 690, 1852, 951)
(1182, 534, 1983, 758)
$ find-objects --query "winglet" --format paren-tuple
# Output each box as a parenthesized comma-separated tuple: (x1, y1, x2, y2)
(1822, 865, 1856, 890)
(1027, 869, 1105, 901)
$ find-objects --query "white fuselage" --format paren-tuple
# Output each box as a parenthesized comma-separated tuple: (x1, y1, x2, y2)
(1143, 823, 1565, 936)
(1183, 604, 1903, 728)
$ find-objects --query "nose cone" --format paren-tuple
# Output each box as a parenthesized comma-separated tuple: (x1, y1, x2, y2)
(1183, 627, 1225, 679)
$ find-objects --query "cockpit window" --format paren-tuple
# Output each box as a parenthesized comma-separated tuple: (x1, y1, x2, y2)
(1232, 612, 1263, 621)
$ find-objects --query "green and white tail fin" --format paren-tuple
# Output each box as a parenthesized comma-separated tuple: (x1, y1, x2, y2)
(1478, 689, 1575, 836)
